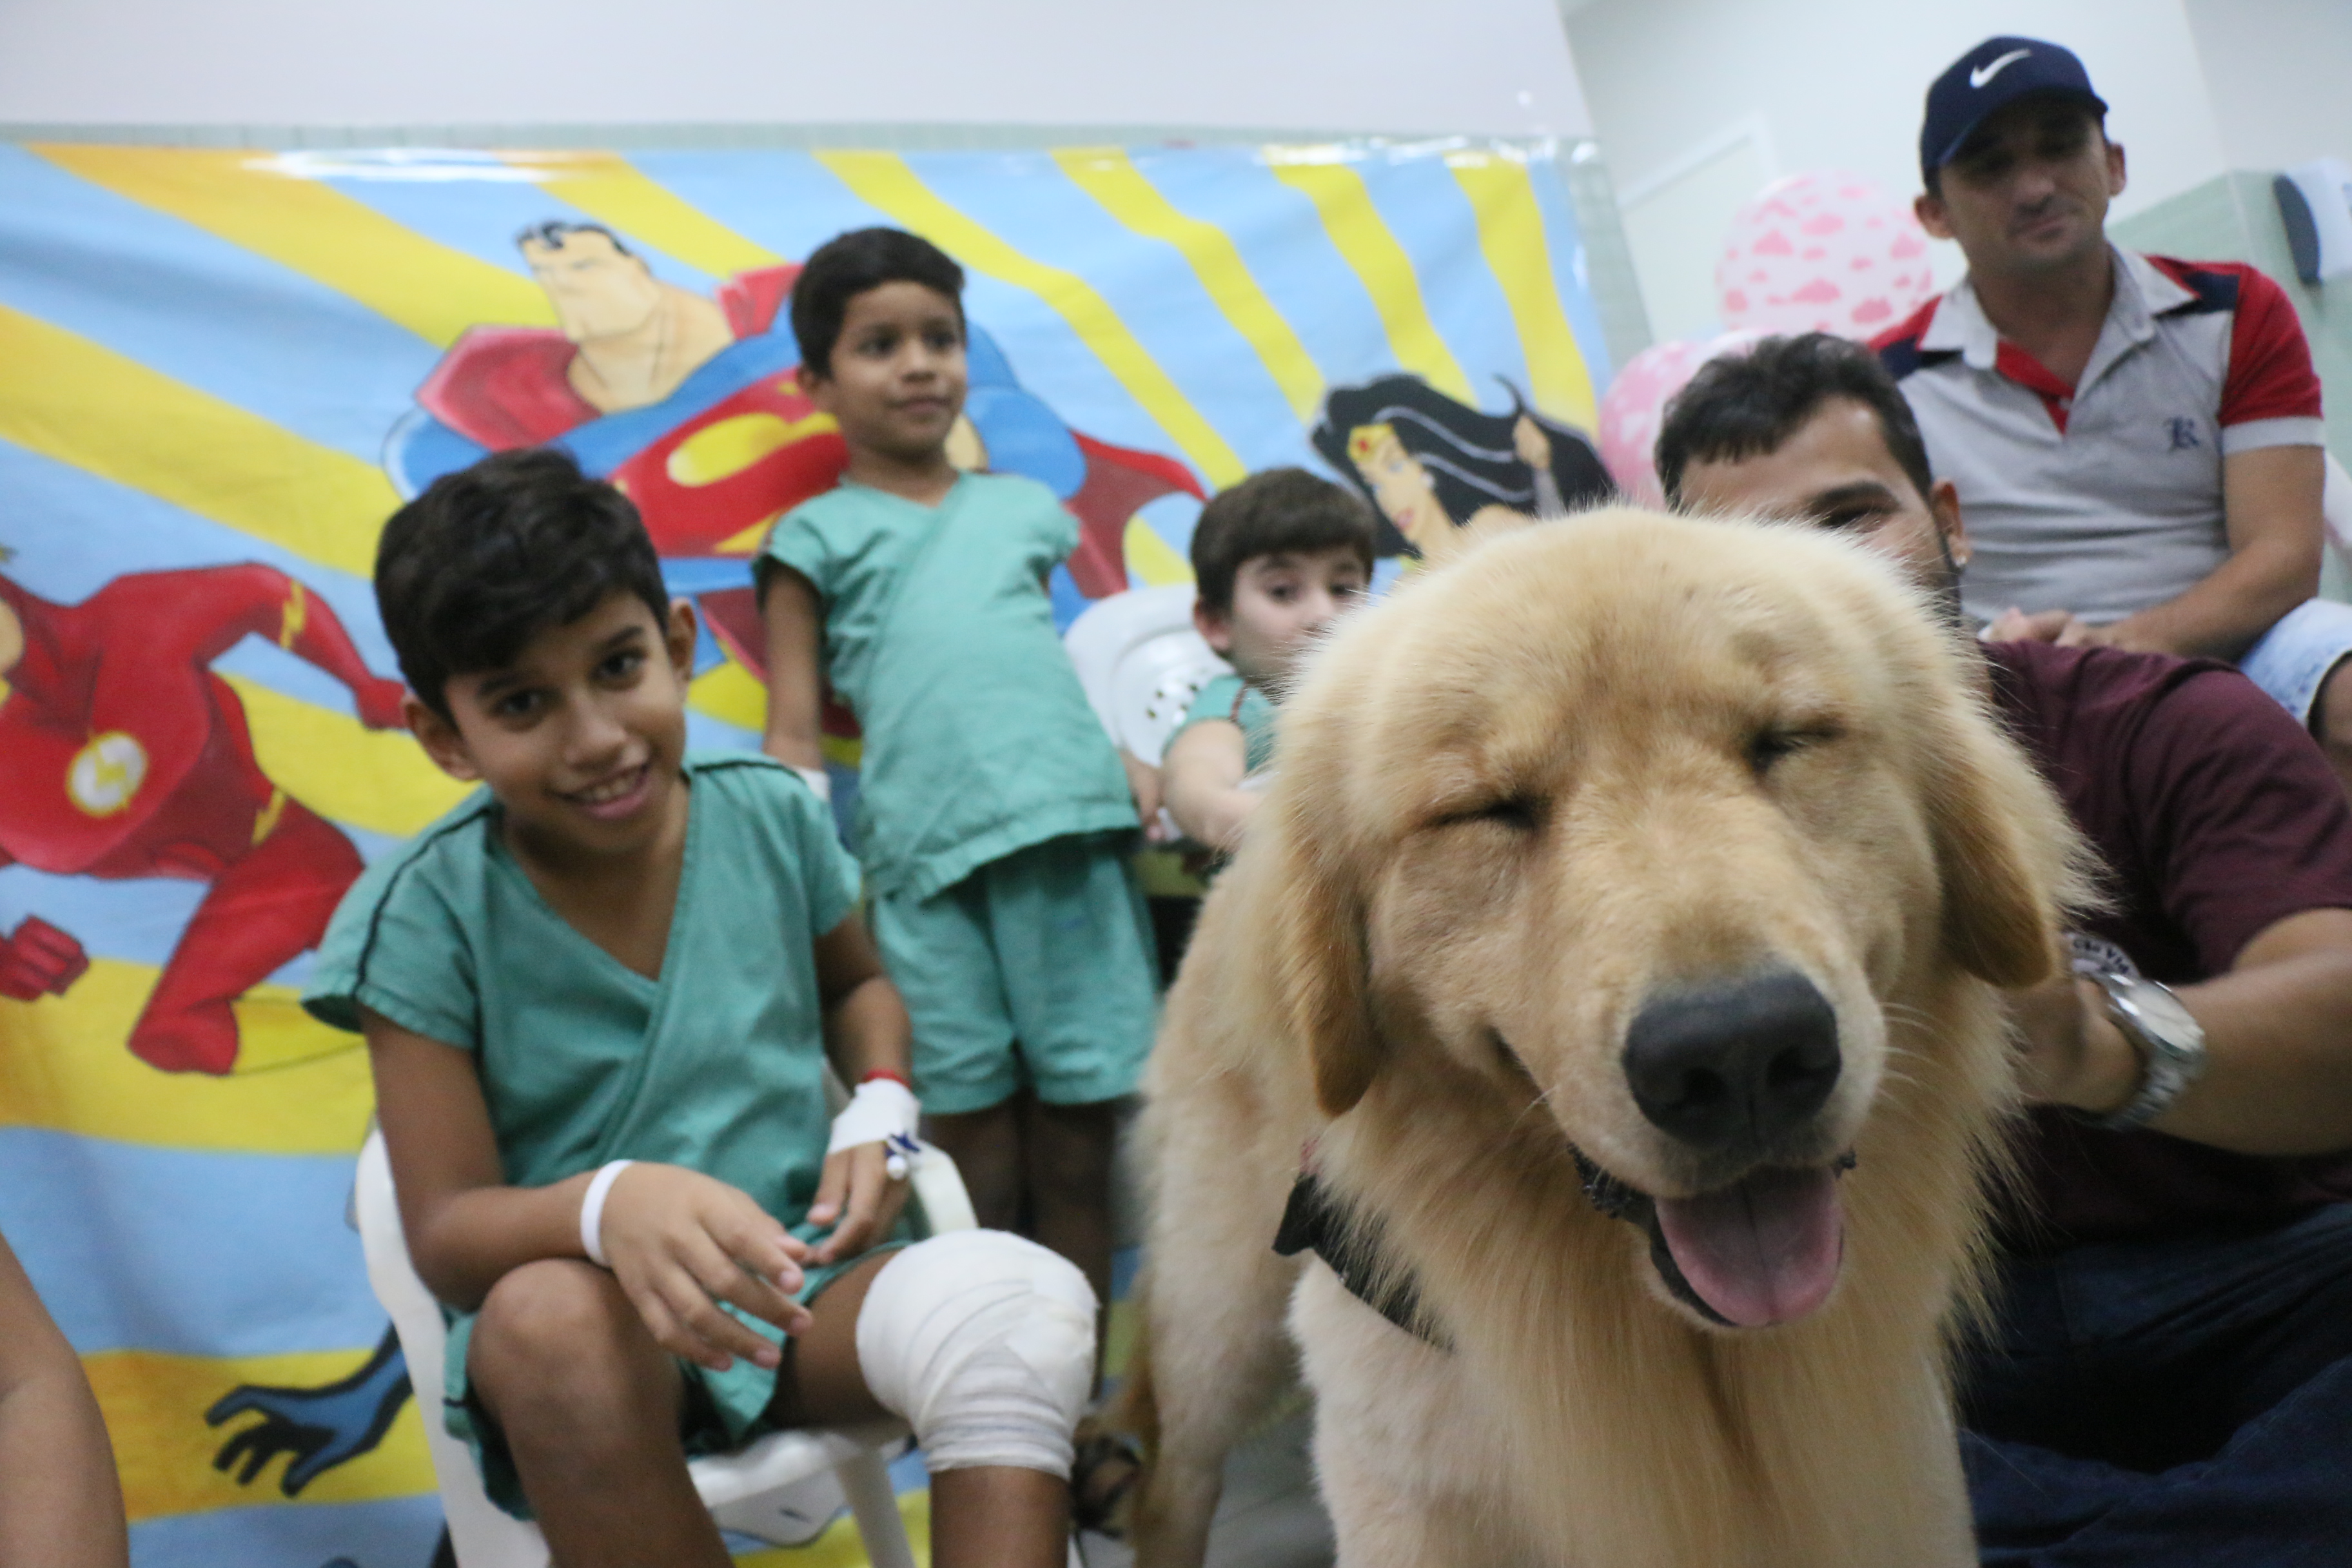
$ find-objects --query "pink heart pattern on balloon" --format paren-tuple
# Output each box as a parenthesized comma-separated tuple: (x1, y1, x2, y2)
(1596, 329, 1769, 507)
(1716, 172, 1937, 340)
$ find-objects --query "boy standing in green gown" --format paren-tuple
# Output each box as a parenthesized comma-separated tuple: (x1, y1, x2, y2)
(758, 228, 1160, 1324)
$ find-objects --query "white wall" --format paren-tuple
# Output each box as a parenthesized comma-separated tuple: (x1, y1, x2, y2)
(2183, 0, 2352, 172)
(1565, 0, 2245, 340)
(0, 0, 1591, 139)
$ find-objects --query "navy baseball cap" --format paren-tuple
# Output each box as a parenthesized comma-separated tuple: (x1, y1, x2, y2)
(1920, 37, 2108, 184)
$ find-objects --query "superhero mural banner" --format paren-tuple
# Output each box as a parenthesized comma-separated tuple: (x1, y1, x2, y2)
(0, 137, 1612, 1567)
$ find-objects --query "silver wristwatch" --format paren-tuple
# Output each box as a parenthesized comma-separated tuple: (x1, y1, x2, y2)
(2066, 932, 2207, 1131)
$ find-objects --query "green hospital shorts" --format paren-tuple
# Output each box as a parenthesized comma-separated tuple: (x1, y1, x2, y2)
(448, 1231, 900, 1520)
(870, 831, 1159, 1115)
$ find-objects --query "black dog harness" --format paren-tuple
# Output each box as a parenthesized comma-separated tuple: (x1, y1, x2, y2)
(1272, 1171, 1449, 1349)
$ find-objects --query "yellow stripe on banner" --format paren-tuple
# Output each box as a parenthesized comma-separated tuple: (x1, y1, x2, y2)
(0, 961, 372, 1153)
(0, 306, 397, 579)
(689, 658, 770, 734)
(816, 152, 1244, 489)
(513, 152, 783, 280)
(1266, 158, 1475, 405)
(220, 675, 471, 840)
(88, 1346, 433, 1523)
(35, 145, 554, 348)
(1052, 148, 1324, 424)
(1448, 155, 1598, 431)
(1122, 515, 1192, 588)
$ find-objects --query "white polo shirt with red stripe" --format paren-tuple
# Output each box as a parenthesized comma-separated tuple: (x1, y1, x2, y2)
(1874, 247, 2324, 625)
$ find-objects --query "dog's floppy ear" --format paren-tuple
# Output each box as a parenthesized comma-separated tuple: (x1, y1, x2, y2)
(1263, 754, 1384, 1117)
(1919, 680, 2088, 989)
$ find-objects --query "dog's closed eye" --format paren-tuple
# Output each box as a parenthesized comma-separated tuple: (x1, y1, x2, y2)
(1747, 725, 1840, 778)
(1444, 796, 1545, 832)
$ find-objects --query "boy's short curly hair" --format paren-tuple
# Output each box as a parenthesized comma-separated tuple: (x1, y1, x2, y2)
(1189, 467, 1378, 616)
(791, 228, 966, 380)
(375, 448, 669, 721)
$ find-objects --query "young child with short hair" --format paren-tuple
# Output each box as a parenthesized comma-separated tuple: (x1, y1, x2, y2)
(306, 448, 1095, 1568)
(1162, 467, 1377, 855)
(756, 228, 1159, 1328)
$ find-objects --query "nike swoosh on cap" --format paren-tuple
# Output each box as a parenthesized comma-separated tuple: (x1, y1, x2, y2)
(1970, 48, 2032, 89)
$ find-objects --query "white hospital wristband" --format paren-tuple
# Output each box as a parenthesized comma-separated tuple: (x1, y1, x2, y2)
(789, 765, 832, 805)
(828, 1079, 922, 1179)
(578, 1159, 636, 1268)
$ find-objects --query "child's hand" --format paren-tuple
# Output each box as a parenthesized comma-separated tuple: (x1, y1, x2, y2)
(594, 1164, 815, 1372)
(1119, 750, 1171, 843)
(807, 1143, 912, 1264)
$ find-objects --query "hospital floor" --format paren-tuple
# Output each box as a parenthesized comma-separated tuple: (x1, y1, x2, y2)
(1076, 1400, 1335, 1568)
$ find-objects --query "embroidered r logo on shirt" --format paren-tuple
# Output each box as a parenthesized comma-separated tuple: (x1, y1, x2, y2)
(2166, 418, 2200, 452)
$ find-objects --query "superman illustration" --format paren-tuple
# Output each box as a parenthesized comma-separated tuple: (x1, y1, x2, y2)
(0, 562, 406, 1073)
(384, 222, 1202, 690)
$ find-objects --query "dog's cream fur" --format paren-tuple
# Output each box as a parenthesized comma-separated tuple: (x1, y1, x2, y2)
(1118, 510, 2088, 1568)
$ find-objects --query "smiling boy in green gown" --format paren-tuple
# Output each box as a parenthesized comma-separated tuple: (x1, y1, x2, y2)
(306, 449, 1092, 1568)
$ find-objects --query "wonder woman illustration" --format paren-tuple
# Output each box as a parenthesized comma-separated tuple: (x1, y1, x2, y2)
(1311, 373, 1612, 559)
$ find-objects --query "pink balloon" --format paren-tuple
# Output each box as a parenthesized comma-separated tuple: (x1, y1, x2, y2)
(1716, 173, 1938, 340)
(1597, 329, 1769, 507)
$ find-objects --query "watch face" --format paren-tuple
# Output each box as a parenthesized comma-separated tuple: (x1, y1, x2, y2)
(2115, 977, 2205, 1064)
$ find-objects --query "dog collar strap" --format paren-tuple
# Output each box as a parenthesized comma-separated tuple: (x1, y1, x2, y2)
(1273, 1173, 1449, 1350)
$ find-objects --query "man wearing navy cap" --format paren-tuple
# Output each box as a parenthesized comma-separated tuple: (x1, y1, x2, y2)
(1877, 39, 2351, 792)
(1869, 39, 2352, 1565)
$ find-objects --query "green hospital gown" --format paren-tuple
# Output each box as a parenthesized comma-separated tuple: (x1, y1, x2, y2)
(760, 472, 1140, 903)
(303, 754, 865, 1514)
(1174, 671, 1279, 777)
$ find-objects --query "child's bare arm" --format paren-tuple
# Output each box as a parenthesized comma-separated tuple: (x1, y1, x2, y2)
(364, 1010, 814, 1371)
(760, 567, 828, 772)
(1162, 720, 1259, 854)
(808, 918, 916, 1261)
(0, 1228, 128, 1568)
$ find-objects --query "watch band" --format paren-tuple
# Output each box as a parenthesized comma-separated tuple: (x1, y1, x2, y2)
(2084, 974, 2208, 1132)
(2064, 932, 2206, 1132)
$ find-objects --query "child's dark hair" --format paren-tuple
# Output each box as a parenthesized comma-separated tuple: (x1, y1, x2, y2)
(375, 448, 669, 721)
(1189, 467, 1378, 616)
(790, 228, 966, 379)
(1654, 333, 1937, 509)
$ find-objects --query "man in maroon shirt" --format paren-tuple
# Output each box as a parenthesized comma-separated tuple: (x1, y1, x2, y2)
(1657, 333, 2352, 1563)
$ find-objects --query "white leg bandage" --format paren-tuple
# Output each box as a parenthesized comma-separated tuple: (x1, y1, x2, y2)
(854, 1231, 1097, 1476)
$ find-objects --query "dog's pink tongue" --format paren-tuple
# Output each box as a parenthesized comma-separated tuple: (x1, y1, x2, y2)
(1654, 1167, 1844, 1328)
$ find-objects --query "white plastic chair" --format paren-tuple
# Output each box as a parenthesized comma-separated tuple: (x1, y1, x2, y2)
(2324, 452, 2352, 564)
(1063, 583, 1232, 769)
(356, 1129, 979, 1568)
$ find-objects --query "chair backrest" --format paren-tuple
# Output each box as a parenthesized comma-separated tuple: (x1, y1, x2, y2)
(355, 1131, 551, 1567)
(1063, 583, 1231, 767)
(2326, 451, 2352, 562)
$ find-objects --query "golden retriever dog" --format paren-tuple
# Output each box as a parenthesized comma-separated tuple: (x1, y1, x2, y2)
(1115, 509, 2086, 1568)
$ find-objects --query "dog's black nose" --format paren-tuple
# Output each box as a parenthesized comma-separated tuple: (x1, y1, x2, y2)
(1622, 969, 1841, 1152)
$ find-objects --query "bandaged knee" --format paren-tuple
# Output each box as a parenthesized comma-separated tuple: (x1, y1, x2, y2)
(855, 1231, 1097, 1475)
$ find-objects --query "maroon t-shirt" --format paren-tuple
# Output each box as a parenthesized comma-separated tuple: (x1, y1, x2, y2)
(1986, 639, 2352, 1247)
